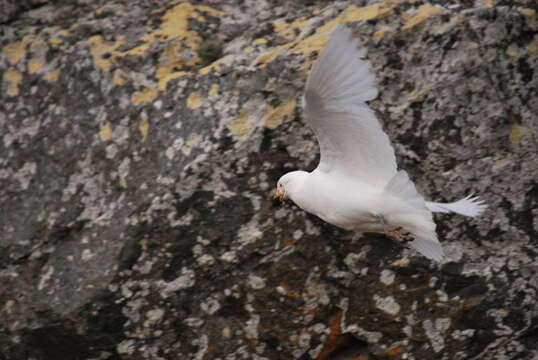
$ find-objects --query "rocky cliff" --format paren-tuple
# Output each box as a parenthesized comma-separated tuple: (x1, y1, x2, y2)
(1, 0, 537, 359)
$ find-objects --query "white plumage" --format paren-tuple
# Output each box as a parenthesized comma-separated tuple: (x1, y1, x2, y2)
(275, 26, 486, 262)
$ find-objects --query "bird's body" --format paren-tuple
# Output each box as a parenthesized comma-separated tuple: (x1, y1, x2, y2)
(290, 170, 385, 232)
(275, 26, 486, 261)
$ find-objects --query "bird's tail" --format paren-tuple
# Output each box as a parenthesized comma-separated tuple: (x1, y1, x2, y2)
(384, 171, 445, 262)
(425, 195, 487, 217)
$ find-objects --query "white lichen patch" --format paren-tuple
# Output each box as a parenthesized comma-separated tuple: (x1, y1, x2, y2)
(305, 280, 330, 306)
(291, 331, 311, 358)
(248, 274, 266, 290)
(380, 269, 395, 286)
(235, 219, 263, 247)
(159, 267, 195, 297)
(105, 143, 118, 158)
(38, 265, 54, 290)
(200, 296, 221, 315)
(81, 248, 95, 261)
(192, 334, 208, 360)
(436, 317, 451, 333)
(117, 339, 136, 355)
(311, 323, 327, 334)
(184, 317, 204, 328)
(15, 162, 37, 190)
(135, 259, 155, 275)
(344, 324, 383, 343)
(220, 250, 238, 263)
(343, 253, 363, 274)
(165, 137, 184, 160)
(452, 329, 475, 340)
(374, 295, 401, 316)
(435, 289, 448, 302)
(423, 317, 451, 352)
(245, 314, 260, 340)
(145, 308, 164, 327)
(118, 157, 131, 179)
(403, 325, 413, 337)
(197, 254, 215, 266)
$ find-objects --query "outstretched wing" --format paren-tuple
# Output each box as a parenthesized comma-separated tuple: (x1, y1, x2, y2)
(304, 26, 397, 187)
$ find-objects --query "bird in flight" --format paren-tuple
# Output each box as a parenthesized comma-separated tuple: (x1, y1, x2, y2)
(275, 26, 486, 261)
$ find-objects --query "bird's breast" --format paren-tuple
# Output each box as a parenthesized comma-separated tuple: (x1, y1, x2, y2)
(295, 174, 385, 231)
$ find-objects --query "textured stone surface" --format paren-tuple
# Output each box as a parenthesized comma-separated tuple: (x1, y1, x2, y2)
(1, 0, 537, 359)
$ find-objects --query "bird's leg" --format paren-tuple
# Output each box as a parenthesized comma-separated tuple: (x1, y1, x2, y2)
(386, 226, 414, 248)
(376, 215, 414, 248)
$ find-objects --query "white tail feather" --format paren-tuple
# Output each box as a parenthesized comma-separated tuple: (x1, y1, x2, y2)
(426, 195, 487, 217)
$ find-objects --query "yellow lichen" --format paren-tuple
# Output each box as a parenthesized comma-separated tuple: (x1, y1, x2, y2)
(255, 45, 289, 66)
(291, 33, 328, 57)
(431, 14, 464, 35)
(101, 3, 227, 86)
(198, 55, 232, 75)
(131, 88, 158, 105)
(208, 83, 219, 96)
(186, 92, 202, 109)
(228, 109, 250, 138)
(3, 69, 22, 96)
(119, 176, 128, 188)
(87, 35, 125, 72)
(139, 118, 150, 142)
(43, 69, 61, 82)
(49, 30, 70, 46)
(528, 35, 538, 56)
(257, 2, 401, 68)
(493, 158, 511, 170)
(112, 70, 126, 87)
(185, 135, 199, 147)
(402, 5, 443, 30)
(99, 122, 112, 141)
(3, 41, 26, 64)
(520, 8, 535, 20)
(318, 2, 400, 34)
(262, 99, 297, 129)
(274, 16, 309, 41)
(509, 124, 532, 144)
(28, 58, 43, 74)
(157, 70, 189, 91)
(373, 29, 387, 41)
(505, 45, 518, 57)
(408, 84, 432, 102)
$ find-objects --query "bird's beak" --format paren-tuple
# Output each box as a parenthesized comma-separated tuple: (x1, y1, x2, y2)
(274, 188, 287, 203)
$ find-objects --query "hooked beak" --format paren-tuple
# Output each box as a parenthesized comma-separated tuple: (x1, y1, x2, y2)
(274, 188, 287, 203)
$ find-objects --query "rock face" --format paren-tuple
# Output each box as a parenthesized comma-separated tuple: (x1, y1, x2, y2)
(1, 1, 537, 359)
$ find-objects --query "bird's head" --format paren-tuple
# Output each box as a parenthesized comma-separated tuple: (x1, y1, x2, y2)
(275, 171, 309, 203)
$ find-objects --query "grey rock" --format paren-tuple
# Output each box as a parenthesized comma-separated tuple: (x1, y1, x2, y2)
(1, 0, 537, 359)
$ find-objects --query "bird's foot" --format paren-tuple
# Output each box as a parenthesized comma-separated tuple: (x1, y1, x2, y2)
(386, 227, 414, 248)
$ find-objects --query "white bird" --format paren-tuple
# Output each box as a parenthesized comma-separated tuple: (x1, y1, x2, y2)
(274, 26, 486, 261)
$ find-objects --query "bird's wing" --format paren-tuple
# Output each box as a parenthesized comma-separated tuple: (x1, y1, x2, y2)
(304, 26, 397, 187)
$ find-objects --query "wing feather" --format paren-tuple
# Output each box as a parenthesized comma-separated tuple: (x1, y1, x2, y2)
(304, 26, 397, 187)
